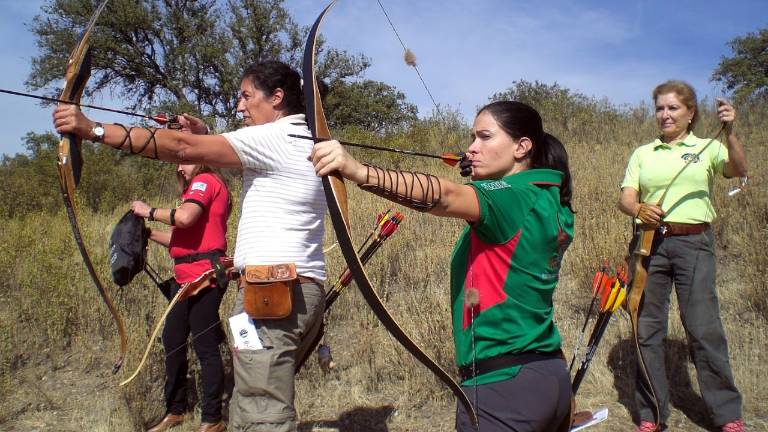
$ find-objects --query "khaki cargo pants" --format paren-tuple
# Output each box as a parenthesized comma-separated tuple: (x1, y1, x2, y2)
(228, 279, 324, 432)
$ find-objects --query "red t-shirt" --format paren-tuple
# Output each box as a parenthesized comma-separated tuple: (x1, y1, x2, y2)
(169, 172, 230, 283)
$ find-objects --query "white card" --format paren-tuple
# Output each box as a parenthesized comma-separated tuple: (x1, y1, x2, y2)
(570, 407, 608, 431)
(228, 312, 263, 350)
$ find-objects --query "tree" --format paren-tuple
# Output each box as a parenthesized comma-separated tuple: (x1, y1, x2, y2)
(711, 29, 768, 103)
(324, 80, 418, 134)
(27, 0, 417, 132)
(490, 80, 623, 138)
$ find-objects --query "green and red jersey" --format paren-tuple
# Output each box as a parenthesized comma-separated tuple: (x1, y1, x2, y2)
(450, 169, 574, 385)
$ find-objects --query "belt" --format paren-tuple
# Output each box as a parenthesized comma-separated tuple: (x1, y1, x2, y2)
(458, 350, 564, 381)
(230, 273, 319, 286)
(298, 275, 321, 286)
(659, 222, 709, 237)
(173, 250, 225, 265)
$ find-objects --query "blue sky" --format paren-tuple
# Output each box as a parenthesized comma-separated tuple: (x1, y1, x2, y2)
(1, 0, 765, 156)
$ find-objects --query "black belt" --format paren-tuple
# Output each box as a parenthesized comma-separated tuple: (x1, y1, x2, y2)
(173, 250, 225, 265)
(458, 350, 563, 382)
(173, 250, 227, 287)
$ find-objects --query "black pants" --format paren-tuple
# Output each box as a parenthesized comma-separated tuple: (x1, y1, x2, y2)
(163, 280, 226, 423)
(455, 357, 571, 432)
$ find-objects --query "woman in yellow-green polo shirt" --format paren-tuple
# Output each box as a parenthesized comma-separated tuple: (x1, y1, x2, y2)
(618, 80, 748, 432)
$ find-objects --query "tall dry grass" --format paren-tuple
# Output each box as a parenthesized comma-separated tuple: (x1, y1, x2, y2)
(0, 100, 765, 431)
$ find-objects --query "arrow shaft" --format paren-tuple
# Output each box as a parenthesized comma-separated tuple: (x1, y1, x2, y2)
(0, 88, 157, 121)
(288, 133, 461, 163)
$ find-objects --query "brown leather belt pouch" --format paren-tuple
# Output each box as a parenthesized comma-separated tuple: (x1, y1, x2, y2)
(241, 263, 296, 319)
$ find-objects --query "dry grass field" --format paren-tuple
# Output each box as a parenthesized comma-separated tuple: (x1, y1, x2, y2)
(0, 100, 765, 431)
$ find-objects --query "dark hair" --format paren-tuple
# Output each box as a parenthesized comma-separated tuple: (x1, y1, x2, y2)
(478, 101, 574, 211)
(652, 80, 698, 132)
(241, 61, 304, 115)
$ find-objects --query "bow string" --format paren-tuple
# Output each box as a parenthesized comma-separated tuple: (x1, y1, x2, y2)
(303, 2, 478, 428)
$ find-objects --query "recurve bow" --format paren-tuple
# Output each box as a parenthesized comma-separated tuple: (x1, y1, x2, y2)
(303, 2, 479, 428)
(55, 0, 127, 375)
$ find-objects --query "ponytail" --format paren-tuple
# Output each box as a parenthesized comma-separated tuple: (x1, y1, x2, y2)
(531, 133, 574, 212)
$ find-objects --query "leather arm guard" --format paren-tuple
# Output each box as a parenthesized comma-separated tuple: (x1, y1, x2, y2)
(357, 164, 442, 211)
(114, 123, 160, 159)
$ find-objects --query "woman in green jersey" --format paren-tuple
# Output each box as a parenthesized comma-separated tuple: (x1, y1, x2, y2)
(312, 101, 575, 432)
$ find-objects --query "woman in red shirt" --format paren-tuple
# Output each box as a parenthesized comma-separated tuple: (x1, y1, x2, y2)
(132, 117, 231, 432)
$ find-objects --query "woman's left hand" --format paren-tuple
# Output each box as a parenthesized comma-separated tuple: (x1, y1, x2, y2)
(310, 140, 366, 183)
(131, 200, 151, 218)
(716, 98, 736, 125)
(52, 104, 94, 139)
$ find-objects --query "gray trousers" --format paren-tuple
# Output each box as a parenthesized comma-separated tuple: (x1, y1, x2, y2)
(455, 357, 572, 432)
(634, 229, 742, 426)
(228, 280, 325, 432)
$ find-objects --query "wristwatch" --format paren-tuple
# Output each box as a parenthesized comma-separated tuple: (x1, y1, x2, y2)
(90, 122, 105, 142)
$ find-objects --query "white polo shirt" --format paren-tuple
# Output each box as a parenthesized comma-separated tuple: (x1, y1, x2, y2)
(222, 114, 327, 281)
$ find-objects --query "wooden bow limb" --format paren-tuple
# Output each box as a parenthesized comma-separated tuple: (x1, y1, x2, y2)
(54, 0, 127, 375)
(120, 257, 233, 387)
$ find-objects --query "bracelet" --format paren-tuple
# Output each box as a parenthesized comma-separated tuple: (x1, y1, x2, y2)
(169, 208, 176, 226)
(148, 207, 156, 221)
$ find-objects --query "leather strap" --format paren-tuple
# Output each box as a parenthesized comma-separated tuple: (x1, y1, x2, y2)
(660, 222, 709, 237)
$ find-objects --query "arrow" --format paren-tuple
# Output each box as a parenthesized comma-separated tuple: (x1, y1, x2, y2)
(0, 88, 179, 126)
(288, 133, 463, 166)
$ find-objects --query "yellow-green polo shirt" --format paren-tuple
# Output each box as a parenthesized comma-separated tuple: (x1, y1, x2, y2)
(621, 133, 729, 224)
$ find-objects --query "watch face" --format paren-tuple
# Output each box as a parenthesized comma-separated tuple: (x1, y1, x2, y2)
(94, 126, 105, 135)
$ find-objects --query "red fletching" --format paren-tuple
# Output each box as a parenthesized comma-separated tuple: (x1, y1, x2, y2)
(617, 265, 628, 286)
(599, 277, 614, 310)
(151, 113, 169, 124)
(592, 271, 604, 295)
(151, 112, 180, 126)
(379, 219, 396, 238)
(441, 152, 462, 167)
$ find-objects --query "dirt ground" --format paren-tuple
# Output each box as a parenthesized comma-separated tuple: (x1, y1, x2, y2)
(3, 348, 767, 432)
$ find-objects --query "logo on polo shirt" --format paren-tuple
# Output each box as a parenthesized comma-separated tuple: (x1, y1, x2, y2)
(681, 153, 700, 163)
(479, 181, 510, 191)
(191, 181, 207, 192)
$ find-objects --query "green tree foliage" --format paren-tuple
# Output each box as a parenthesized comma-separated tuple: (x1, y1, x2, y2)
(27, 0, 416, 132)
(711, 29, 768, 103)
(325, 80, 418, 134)
(0, 132, 175, 219)
(490, 80, 636, 139)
